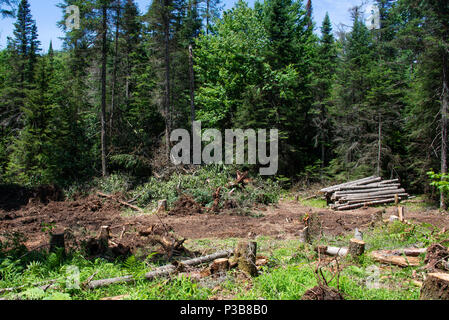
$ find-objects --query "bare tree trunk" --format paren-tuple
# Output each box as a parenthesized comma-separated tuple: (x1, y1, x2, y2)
(163, 3, 172, 161)
(377, 112, 382, 177)
(206, 0, 210, 35)
(110, 1, 121, 136)
(101, 4, 108, 177)
(441, 51, 449, 210)
(189, 44, 195, 129)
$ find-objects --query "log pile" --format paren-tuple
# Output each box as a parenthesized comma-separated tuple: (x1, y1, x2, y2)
(320, 176, 409, 211)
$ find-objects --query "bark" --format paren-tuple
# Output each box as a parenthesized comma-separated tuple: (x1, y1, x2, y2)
(110, 1, 121, 135)
(189, 44, 195, 129)
(101, 4, 108, 177)
(320, 176, 379, 193)
(441, 51, 449, 210)
(234, 241, 258, 276)
(88, 250, 233, 289)
(163, 2, 171, 161)
(377, 112, 382, 177)
(420, 273, 449, 300)
(348, 239, 365, 257)
(369, 251, 420, 267)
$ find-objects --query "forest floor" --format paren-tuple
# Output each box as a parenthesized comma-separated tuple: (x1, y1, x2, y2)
(0, 190, 447, 253)
(1, 188, 449, 300)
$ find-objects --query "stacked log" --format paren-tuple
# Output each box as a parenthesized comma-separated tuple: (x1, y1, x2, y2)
(320, 176, 409, 211)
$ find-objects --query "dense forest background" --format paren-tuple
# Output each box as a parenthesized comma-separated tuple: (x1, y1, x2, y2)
(0, 0, 448, 206)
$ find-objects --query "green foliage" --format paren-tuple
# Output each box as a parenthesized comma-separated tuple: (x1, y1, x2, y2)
(428, 171, 449, 195)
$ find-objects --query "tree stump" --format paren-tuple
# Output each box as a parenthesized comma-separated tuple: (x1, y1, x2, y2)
(235, 241, 258, 276)
(305, 212, 321, 241)
(299, 226, 309, 243)
(99, 226, 110, 252)
(420, 273, 449, 300)
(397, 206, 405, 222)
(49, 232, 65, 253)
(158, 200, 168, 213)
(210, 258, 230, 275)
(348, 239, 365, 257)
(371, 210, 384, 226)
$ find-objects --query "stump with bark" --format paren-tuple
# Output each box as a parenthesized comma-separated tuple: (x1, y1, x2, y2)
(420, 273, 449, 300)
(348, 239, 365, 257)
(234, 241, 258, 276)
(49, 232, 65, 253)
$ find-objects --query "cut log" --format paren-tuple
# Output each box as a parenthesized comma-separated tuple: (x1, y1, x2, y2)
(334, 186, 403, 197)
(348, 239, 365, 257)
(320, 176, 379, 193)
(341, 183, 400, 190)
(390, 248, 427, 257)
(315, 245, 348, 257)
(88, 250, 233, 289)
(234, 241, 258, 276)
(336, 198, 397, 211)
(336, 189, 406, 199)
(369, 251, 420, 267)
(420, 273, 449, 300)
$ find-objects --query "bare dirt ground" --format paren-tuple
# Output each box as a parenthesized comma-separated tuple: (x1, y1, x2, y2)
(1, 191, 449, 253)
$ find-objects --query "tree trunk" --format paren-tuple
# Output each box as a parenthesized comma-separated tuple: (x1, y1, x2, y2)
(206, 0, 210, 35)
(110, 1, 121, 136)
(377, 112, 382, 176)
(101, 4, 108, 177)
(163, 4, 171, 161)
(189, 44, 195, 129)
(441, 51, 449, 210)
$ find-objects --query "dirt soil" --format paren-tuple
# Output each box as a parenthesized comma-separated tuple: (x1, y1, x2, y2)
(1, 193, 449, 252)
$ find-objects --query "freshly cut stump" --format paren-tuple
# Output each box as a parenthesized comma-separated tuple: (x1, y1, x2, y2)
(305, 212, 321, 241)
(348, 239, 365, 257)
(301, 285, 344, 300)
(210, 258, 230, 274)
(299, 226, 309, 243)
(235, 241, 258, 276)
(420, 273, 449, 300)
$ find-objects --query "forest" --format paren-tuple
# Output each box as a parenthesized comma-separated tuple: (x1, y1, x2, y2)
(0, 0, 447, 206)
(1, 0, 449, 302)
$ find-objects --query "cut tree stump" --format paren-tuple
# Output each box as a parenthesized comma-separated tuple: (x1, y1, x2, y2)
(49, 232, 65, 253)
(371, 210, 384, 226)
(305, 212, 321, 241)
(299, 226, 309, 244)
(210, 258, 230, 274)
(348, 239, 365, 257)
(235, 241, 258, 276)
(420, 273, 449, 300)
(397, 206, 405, 222)
(157, 200, 168, 213)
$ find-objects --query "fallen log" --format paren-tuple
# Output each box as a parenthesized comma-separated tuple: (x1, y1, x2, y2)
(334, 186, 403, 197)
(336, 198, 397, 211)
(369, 251, 420, 267)
(315, 245, 348, 257)
(320, 176, 379, 193)
(88, 250, 233, 289)
(97, 192, 144, 212)
(335, 188, 406, 200)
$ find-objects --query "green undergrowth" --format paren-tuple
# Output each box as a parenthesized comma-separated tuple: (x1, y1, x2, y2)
(63, 165, 282, 214)
(1, 219, 448, 300)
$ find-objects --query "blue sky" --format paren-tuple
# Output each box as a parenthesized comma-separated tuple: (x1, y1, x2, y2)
(0, 0, 369, 52)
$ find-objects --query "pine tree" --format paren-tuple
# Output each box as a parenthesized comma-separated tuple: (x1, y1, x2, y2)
(310, 13, 337, 176)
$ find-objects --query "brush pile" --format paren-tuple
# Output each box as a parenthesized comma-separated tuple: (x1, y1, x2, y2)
(320, 176, 409, 211)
